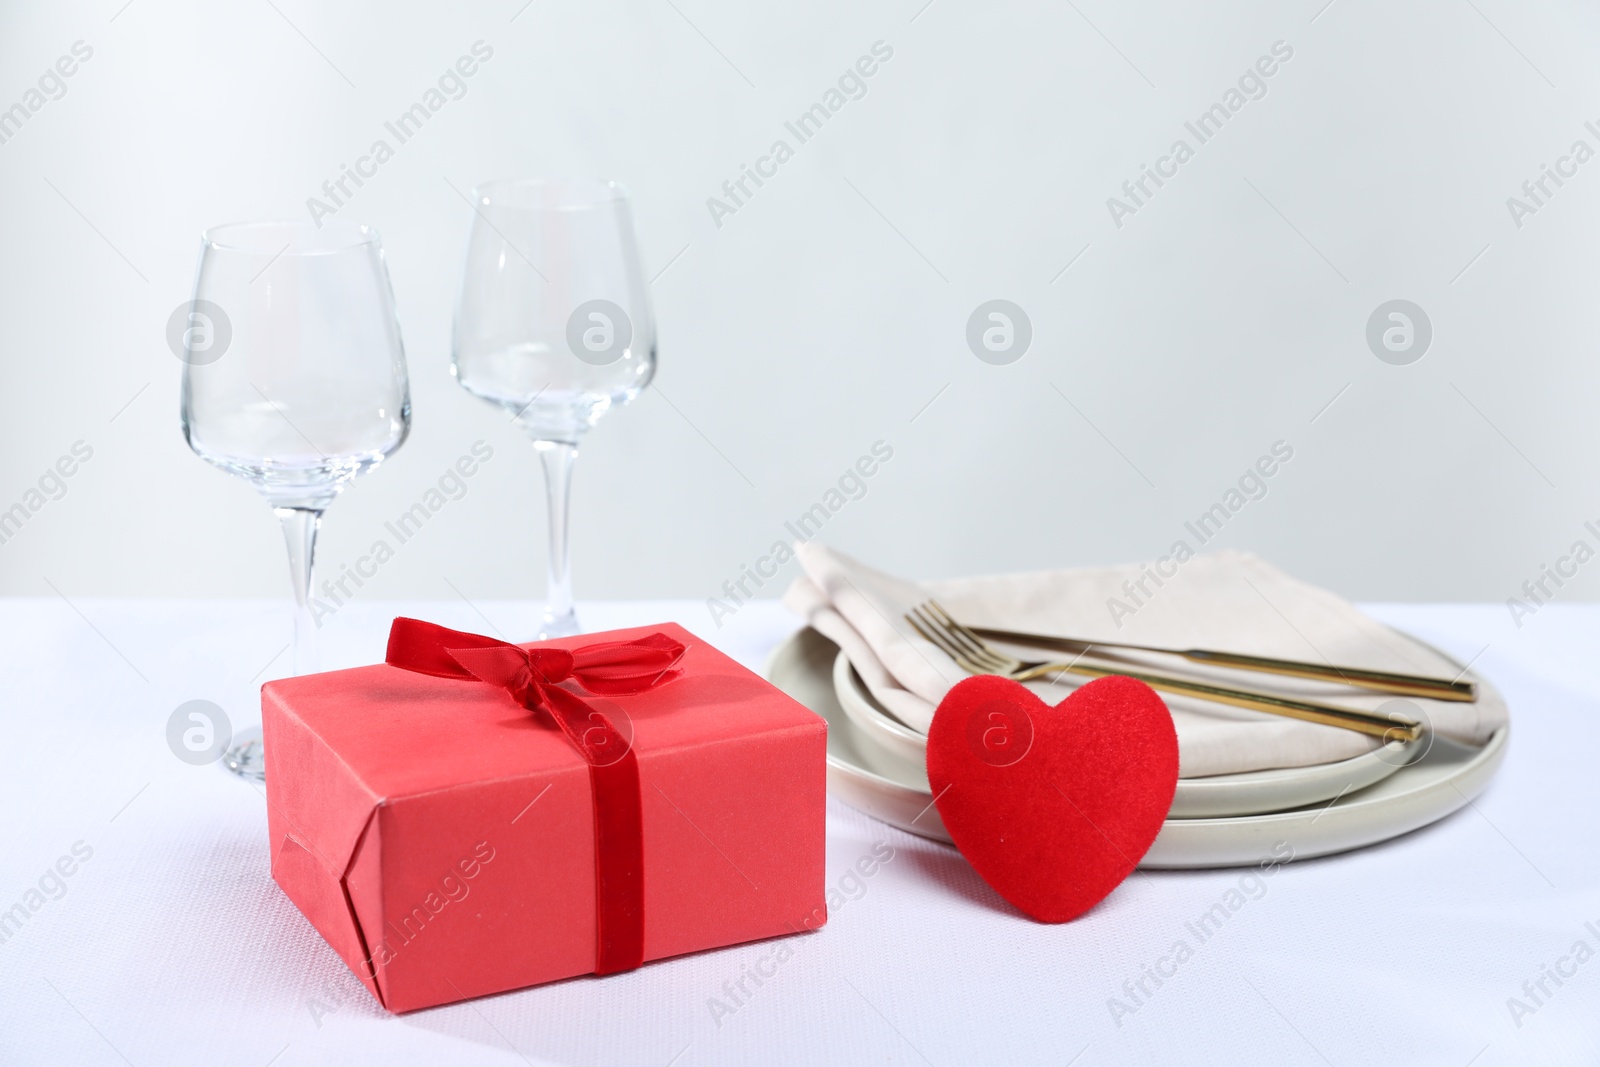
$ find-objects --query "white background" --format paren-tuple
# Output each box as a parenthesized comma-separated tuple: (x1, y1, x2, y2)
(2, 0, 1599, 619)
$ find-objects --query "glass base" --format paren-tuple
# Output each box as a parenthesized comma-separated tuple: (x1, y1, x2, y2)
(539, 608, 580, 640)
(222, 725, 266, 781)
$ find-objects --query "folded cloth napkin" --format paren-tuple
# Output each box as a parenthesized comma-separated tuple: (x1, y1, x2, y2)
(783, 543, 1509, 778)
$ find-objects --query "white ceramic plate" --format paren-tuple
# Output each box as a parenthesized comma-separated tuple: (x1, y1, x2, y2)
(773, 627, 1509, 869)
(831, 650, 1419, 818)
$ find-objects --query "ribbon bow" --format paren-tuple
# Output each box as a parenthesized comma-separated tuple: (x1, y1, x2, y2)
(385, 617, 686, 975)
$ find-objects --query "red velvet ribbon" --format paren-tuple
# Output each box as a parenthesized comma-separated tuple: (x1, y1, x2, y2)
(385, 617, 685, 975)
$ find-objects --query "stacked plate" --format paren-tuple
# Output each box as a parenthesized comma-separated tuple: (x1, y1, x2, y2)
(767, 626, 1510, 868)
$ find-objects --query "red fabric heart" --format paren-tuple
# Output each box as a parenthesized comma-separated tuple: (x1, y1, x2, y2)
(926, 674, 1179, 923)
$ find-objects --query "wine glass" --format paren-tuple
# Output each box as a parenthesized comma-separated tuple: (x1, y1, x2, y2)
(180, 219, 411, 779)
(451, 179, 656, 638)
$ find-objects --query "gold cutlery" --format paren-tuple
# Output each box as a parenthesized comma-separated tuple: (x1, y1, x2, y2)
(964, 622, 1474, 702)
(906, 601, 1422, 743)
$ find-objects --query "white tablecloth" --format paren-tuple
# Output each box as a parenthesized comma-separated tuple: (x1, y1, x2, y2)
(0, 598, 1592, 1066)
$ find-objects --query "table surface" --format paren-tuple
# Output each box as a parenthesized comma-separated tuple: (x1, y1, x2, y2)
(0, 597, 1593, 1067)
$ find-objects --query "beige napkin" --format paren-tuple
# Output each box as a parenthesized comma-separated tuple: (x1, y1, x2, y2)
(783, 543, 1508, 778)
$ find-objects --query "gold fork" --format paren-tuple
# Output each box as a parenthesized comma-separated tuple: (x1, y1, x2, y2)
(905, 601, 1421, 743)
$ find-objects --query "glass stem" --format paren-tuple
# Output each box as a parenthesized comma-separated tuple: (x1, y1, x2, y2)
(534, 440, 579, 637)
(275, 506, 323, 675)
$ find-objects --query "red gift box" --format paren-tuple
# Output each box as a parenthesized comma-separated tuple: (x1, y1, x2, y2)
(262, 620, 827, 1013)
